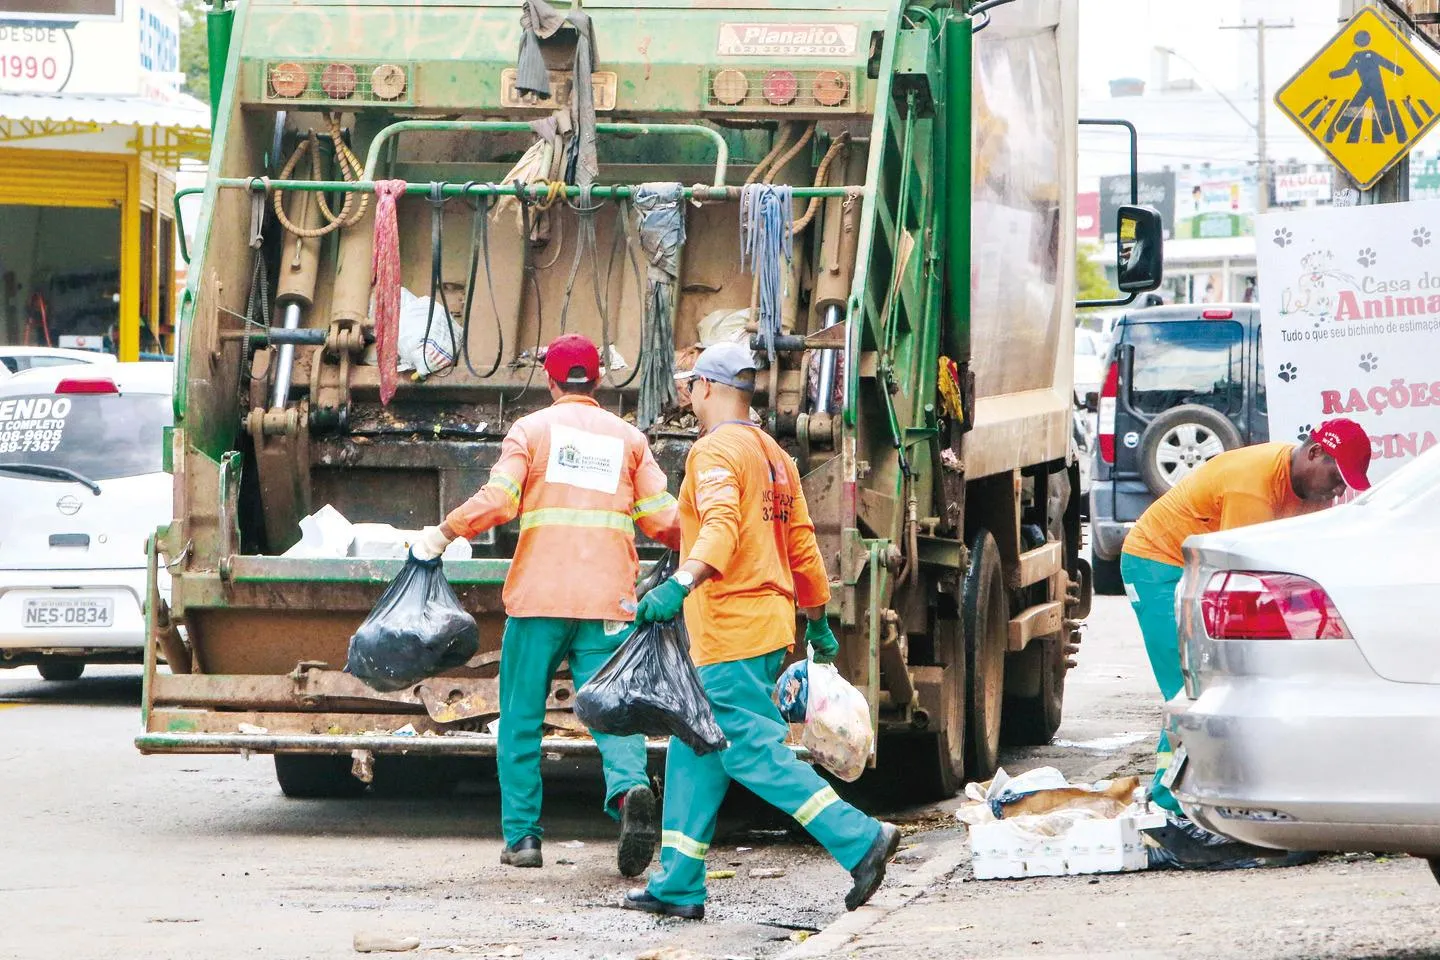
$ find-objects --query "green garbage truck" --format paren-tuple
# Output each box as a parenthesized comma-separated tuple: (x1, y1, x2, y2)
(139, 0, 1162, 800)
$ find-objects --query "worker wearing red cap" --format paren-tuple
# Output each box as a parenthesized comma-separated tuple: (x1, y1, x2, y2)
(1121, 418, 1372, 814)
(413, 333, 680, 876)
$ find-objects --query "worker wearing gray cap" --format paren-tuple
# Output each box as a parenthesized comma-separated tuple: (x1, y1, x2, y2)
(619, 342, 899, 921)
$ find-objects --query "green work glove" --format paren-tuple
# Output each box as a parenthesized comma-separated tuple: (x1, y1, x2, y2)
(806, 616, 839, 664)
(634, 576, 690, 625)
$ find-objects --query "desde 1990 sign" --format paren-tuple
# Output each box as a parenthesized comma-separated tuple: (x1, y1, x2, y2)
(0, 24, 74, 92)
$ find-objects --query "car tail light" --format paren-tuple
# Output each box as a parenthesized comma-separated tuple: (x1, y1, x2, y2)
(1097, 360, 1119, 463)
(1201, 571, 1352, 640)
(56, 378, 118, 395)
(1202, 308, 1234, 319)
(762, 70, 799, 105)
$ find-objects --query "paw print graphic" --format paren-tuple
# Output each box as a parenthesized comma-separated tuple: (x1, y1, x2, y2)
(1359, 352, 1379, 373)
(1273, 227, 1294, 248)
(1277, 362, 1299, 383)
(1357, 247, 1377, 267)
(1414, 227, 1433, 248)
(1296, 424, 1314, 441)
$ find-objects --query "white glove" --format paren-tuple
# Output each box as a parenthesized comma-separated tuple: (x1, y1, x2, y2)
(410, 525, 454, 562)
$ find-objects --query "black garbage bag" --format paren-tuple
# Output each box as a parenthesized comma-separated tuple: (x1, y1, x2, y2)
(1142, 815, 1321, 871)
(345, 554, 480, 693)
(574, 553, 727, 755)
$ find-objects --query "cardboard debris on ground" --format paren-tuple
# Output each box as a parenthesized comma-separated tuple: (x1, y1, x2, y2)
(958, 767, 1163, 879)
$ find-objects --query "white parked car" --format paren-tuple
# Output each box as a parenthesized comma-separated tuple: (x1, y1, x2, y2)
(0, 346, 118, 376)
(0, 363, 173, 681)
(1166, 445, 1440, 878)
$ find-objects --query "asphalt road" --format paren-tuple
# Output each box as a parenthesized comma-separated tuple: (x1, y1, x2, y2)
(7, 594, 1433, 959)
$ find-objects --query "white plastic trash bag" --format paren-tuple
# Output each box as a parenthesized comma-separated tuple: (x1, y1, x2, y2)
(802, 655, 873, 782)
(397, 287, 463, 377)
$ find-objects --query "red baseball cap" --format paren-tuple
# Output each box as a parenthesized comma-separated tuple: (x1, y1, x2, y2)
(1310, 418, 1372, 491)
(542, 334, 601, 384)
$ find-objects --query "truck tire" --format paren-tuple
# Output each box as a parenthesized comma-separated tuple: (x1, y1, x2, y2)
(964, 530, 1007, 782)
(1092, 554, 1125, 596)
(1429, 857, 1440, 887)
(37, 660, 84, 682)
(1002, 531, 1073, 746)
(274, 754, 368, 799)
(371, 756, 462, 798)
(1139, 405, 1242, 496)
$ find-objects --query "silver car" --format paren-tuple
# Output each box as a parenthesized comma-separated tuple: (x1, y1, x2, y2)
(1165, 445, 1440, 883)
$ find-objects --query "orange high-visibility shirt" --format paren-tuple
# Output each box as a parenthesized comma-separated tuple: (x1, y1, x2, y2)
(1124, 442, 1325, 568)
(678, 422, 831, 667)
(442, 395, 680, 620)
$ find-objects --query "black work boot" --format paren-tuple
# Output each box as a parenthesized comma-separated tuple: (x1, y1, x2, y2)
(500, 835, 543, 868)
(845, 822, 901, 911)
(616, 784, 660, 878)
(620, 889, 704, 921)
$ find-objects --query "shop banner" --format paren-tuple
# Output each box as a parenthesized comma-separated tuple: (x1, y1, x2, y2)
(1175, 166, 1256, 239)
(1273, 170, 1333, 206)
(1258, 202, 1440, 486)
(1101, 171, 1175, 241)
(1076, 191, 1099, 240)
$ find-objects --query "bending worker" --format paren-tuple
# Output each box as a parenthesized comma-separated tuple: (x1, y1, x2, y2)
(619, 342, 899, 921)
(413, 333, 680, 877)
(1121, 418, 1371, 813)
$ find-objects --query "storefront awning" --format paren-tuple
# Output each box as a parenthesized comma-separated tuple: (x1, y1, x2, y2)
(0, 92, 210, 159)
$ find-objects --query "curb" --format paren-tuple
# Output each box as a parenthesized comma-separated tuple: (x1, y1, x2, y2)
(775, 838, 971, 959)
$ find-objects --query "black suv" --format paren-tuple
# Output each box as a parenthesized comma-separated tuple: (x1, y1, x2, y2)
(1088, 304, 1268, 593)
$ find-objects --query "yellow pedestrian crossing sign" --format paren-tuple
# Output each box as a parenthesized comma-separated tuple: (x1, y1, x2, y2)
(1275, 7, 1440, 189)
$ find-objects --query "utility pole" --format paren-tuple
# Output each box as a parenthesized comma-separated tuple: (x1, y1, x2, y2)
(1222, 18, 1295, 213)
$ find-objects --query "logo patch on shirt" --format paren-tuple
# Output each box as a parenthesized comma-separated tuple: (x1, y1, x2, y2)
(546, 424, 624, 494)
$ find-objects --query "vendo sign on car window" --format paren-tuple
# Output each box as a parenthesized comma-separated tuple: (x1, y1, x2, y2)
(1258, 202, 1440, 486)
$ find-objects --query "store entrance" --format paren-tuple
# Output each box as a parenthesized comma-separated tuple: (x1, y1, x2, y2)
(0, 204, 122, 356)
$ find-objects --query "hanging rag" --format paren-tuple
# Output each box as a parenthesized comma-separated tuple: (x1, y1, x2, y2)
(517, 0, 600, 187)
(739, 183, 795, 362)
(371, 179, 409, 406)
(632, 183, 685, 430)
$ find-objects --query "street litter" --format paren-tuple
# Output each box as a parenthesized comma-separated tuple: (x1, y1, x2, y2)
(749, 868, 786, 879)
(707, 870, 736, 880)
(560, 840, 586, 849)
(284, 504, 472, 561)
(237, 723, 267, 735)
(344, 553, 479, 692)
(959, 767, 1163, 879)
(574, 552, 727, 754)
(353, 932, 421, 953)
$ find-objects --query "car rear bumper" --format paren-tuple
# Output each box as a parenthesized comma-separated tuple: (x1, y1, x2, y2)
(1165, 674, 1440, 856)
(1090, 519, 1132, 561)
(0, 566, 146, 655)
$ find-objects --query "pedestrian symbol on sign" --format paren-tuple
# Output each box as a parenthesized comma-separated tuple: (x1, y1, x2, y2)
(1321, 29, 1425, 144)
(1276, 7, 1440, 189)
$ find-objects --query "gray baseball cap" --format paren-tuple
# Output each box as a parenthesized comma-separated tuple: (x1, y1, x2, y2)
(674, 341, 759, 390)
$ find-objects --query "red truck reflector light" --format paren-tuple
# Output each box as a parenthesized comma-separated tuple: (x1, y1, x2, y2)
(1097, 360, 1119, 463)
(56, 378, 118, 395)
(1201, 571, 1351, 640)
(1202, 308, 1234, 319)
(763, 70, 799, 105)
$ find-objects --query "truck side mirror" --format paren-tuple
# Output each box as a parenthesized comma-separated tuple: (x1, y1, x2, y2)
(1116, 205, 1164, 294)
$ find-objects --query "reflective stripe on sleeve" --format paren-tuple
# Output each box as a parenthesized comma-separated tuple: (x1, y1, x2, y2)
(631, 491, 678, 520)
(487, 473, 523, 505)
(518, 507, 636, 535)
(792, 785, 840, 826)
(661, 829, 709, 860)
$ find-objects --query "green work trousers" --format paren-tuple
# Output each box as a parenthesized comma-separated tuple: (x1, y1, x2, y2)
(498, 616, 648, 847)
(646, 650, 881, 907)
(1120, 552, 1186, 815)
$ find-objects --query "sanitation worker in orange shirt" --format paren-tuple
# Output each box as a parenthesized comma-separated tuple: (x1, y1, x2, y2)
(412, 333, 680, 877)
(1121, 417, 1372, 815)
(618, 342, 899, 921)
